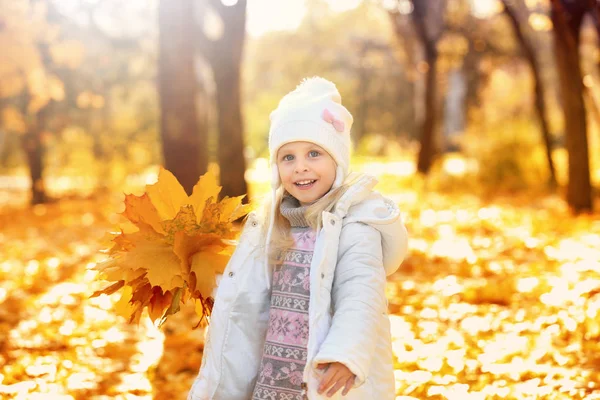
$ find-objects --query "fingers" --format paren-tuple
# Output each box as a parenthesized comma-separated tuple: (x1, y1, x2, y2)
(316, 363, 328, 370)
(318, 366, 341, 394)
(341, 375, 354, 396)
(326, 379, 346, 397)
(316, 362, 356, 397)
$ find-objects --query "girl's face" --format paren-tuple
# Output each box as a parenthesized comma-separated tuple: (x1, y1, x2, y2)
(277, 141, 337, 206)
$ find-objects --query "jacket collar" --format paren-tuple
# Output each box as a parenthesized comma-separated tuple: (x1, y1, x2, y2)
(335, 173, 408, 277)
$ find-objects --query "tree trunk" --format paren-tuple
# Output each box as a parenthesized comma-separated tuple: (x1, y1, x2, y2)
(214, 63, 248, 199)
(408, 0, 446, 174)
(462, 39, 480, 124)
(589, 0, 600, 38)
(387, 11, 419, 141)
(417, 48, 438, 174)
(158, 0, 207, 195)
(22, 135, 45, 204)
(551, 0, 592, 212)
(443, 69, 466, 151)
(502, 0, 557, 188)
(354, 44, 370, 144)
(21, 108, 48, 205)
(204, 0, 248, 199)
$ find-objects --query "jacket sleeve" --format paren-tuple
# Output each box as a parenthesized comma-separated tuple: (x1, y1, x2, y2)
(187, 327, 211, 400)
(312, 221, 387, 387)
(187, 368, 209, 400)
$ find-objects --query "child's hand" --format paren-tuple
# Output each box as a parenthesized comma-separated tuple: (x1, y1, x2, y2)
(316, 362, 355, 397)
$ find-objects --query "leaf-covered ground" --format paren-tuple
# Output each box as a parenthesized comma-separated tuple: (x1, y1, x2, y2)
(1, 186, 600, 399)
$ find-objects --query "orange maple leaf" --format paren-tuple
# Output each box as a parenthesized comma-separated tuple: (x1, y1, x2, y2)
(122, 193, 165, 234)
(92, 167, 252, 328)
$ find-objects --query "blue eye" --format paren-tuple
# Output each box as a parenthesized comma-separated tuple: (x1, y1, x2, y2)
(282, 154, 294, 161)
(309, 150, 320, 157)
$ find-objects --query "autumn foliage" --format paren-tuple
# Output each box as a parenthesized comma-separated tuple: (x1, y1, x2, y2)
(90, 168, 251, 327)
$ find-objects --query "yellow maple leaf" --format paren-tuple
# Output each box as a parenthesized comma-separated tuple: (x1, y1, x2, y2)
(90, 280, 124, 298)
(101, 267, 145, 283)
(122, 193, 165, 234)
(114, 285, 136, 319)
(146, 167, 190, 220)
(173, 231, 225, 276)
(218, 195, 252, 223)
(189, 169, 221, 222)
(190, 250, 230, 299)
(162, 205, 200, 243)
(113, 227, 183, 291)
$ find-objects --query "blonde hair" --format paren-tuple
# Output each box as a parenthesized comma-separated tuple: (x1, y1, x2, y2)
(259, 173, 362, 262)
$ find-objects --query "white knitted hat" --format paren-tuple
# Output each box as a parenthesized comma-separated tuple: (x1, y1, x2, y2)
(268, 76, 354, 190)
(262, 77, 354, 288)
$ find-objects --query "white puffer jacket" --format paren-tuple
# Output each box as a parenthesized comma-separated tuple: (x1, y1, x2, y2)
(188, 174, 408, 399)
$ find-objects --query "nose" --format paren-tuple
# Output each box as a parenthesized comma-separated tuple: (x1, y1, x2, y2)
(294, 160, 309, 173)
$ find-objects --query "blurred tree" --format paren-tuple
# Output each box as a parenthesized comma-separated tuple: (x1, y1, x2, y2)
(62, 0, 157, 191)
(159, 0, 206, 195)
(589, 0, 600, 37)
(388, 0, 448, 174)
(501, 0, 557, 188)
(352, 37, 397, 143)
(196, 0, 248, 199)
(0, 1, 84, 204)
(443, 0, 523, 134)
(584, 0, 600, 126)
(550, 0, 592, 212)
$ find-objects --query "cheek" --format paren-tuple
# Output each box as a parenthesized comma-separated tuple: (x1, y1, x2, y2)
(327, 161, 337, 180)
(317, 162, 337, 185)
(277, 164, 292, 182)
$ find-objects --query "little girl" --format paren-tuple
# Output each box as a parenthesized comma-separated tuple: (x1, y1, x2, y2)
(188, 77, 408, 400)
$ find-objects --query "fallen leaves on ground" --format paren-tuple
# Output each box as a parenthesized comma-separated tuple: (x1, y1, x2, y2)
(0, 186, 599, 399)
(385, 191, 600, 399)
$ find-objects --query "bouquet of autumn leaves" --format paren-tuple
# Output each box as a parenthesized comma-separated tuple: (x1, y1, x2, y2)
(91, 167, 251, 328)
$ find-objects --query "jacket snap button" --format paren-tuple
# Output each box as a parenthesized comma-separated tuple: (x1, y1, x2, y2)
(229, 271, 234, 277)
(301, 382, 307, 389)
(321, 273, 325, 278)
(330, 219, 335, 226)
(251, 221, 258, 227)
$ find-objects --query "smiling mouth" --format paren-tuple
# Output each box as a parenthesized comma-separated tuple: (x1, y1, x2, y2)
(295, 179, 316, 187)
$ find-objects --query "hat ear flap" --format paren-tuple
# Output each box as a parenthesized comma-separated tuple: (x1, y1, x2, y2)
(271, 164, 281, 189)
(332, 164, 345, 189)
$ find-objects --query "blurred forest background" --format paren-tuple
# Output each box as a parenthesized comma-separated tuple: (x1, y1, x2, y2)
(2, 0, 600, 399)
(1, 0, 599, 210)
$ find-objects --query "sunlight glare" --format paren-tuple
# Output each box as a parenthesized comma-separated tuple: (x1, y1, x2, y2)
(443, 157, 467, 176)
(470, 0, 502, 19)
(66, 371, 97, 390)
(517, 277, 539, 293)
(326, 0, 362, 12)
(47, 257, 61, 269)
(247, 0, 305, 37)
(528, 13, 553, 31)
(245, 157, 271, 183)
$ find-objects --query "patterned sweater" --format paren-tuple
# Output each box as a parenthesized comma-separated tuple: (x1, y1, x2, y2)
(252, 197, 316, 400)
